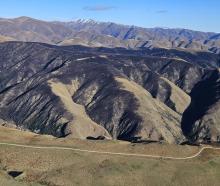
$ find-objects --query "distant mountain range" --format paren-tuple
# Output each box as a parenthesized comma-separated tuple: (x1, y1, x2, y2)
(0, 16, 220, 53)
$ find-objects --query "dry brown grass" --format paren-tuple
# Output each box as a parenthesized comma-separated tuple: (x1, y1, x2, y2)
(160, 77, 191, 114)
(1, 126, 220, 186)
(0, 126, 197, 157)
(0, 35, 14, 43)
(115, 77, 183, 143)
(48, 80, 111, 139)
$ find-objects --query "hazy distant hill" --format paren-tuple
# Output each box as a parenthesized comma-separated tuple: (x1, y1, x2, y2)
(0, 16, 220, 53)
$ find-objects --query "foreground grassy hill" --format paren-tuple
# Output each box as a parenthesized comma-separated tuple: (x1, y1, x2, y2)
(0, 126, 220, 186)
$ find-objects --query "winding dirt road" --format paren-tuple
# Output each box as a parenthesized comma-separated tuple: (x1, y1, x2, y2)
(0, 142, 220, 160)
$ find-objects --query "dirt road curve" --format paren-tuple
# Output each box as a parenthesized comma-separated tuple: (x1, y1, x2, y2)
(0, 142, 220, 160)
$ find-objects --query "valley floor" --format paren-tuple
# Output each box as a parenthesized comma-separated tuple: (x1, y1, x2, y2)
(0, 126, 220, 186)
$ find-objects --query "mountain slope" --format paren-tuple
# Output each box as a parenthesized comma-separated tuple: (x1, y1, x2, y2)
(115, 77, 182, 143)
(0, 41, 219, 143)
(0, 41, 196, 143)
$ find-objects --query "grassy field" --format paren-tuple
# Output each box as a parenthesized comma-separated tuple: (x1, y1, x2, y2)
(0, 126, 220, 186)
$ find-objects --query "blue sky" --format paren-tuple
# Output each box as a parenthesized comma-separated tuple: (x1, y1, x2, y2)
(0, 0, 219, 32)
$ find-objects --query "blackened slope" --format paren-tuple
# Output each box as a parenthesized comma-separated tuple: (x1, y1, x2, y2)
(0, 42, 188, 143)
(181, 69, 220, 142)
(61, 45, 220, 69)
(0, 41, 219, 143)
